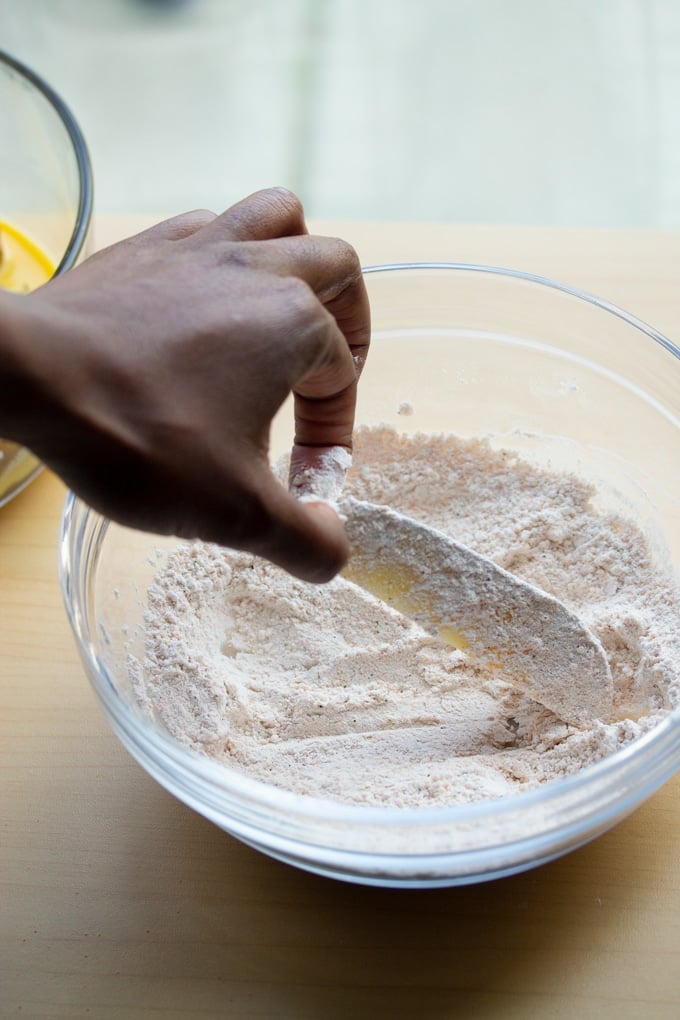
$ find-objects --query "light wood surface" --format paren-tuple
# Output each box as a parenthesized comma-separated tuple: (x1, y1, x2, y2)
(3, 216, 680, 1019)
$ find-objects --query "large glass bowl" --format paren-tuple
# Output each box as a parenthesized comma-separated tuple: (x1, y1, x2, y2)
(0, 49, 93, 505)
(59, 264, 680, 888)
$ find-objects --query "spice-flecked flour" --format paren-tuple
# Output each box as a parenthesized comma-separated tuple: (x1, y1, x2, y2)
(138, 427, 680, 807)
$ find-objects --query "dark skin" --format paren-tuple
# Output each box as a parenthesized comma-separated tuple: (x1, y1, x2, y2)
(0, 188, 370, 582)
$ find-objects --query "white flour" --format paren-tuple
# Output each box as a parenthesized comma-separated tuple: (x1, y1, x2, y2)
(139, 427, 680, 807)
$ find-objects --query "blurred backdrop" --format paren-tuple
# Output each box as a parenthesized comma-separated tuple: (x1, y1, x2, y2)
(2, 0, 679, 227)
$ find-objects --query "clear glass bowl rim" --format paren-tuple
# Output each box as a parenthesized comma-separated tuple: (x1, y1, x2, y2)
(0, 48, 93, 273)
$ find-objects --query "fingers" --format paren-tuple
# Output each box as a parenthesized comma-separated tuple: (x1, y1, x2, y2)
(250, 488, 350, 583)
(204, 192, 371, 457)
(209, 231, 371, 380)
(205, 187, 308, 242)
(135, 209, 218, 241)
(145, 190, 370, 559)
(246, 277, 357, 454)
(227, 462, 350, 582)
(292, 392, 355, 452)
(281, 243, 368, 455)
(284, 291, 358, 451)
(263, 235, 372, 372)
(288, 444, 351, 502)
(200, 189, 369, 339)
(170, 445, 349, 582)
(183, 189, 372, 367)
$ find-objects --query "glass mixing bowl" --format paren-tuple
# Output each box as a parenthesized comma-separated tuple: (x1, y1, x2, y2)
(0, 49, 93, 505)
(59, 264, 680, 888)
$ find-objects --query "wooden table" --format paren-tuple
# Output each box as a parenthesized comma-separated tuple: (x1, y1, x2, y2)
(3, 217, 680, 1019)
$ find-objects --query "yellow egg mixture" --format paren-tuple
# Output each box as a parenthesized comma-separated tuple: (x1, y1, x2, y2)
(0, 221, 55, 499)
(0, 219, 55, 292)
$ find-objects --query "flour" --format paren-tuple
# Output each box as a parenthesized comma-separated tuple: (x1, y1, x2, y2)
(139, 426, 680, 807)
(340, 497, 614, 727)
(289, 444, 352, 503)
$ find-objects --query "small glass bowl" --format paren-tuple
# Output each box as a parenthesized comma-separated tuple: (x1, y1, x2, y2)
(0, 49, 93, 505)
(59, 264, 680, 888)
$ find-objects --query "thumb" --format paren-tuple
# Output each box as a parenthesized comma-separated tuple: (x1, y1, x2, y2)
(248, 481, 349, 584)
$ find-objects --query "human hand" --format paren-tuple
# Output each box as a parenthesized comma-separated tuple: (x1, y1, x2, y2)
(1, 188, 370, 581)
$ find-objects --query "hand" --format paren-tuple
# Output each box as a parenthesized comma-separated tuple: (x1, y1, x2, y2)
(1, 188, 370, 581)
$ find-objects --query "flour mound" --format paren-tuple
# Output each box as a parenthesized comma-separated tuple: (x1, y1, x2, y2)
(139, 427, 680, 807)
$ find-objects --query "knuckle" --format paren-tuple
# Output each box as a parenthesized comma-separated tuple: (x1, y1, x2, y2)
(166, 208, 216, 238)
(266, 186, 304, 220)
(330, 237, 362, 280)
(187, 206, 216, 223)
(219, 243, 255, 270)
(281, 276, 323, 325)
(280, 278, 335, 362)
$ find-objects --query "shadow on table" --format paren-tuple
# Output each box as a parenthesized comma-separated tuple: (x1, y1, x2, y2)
(105, 764, 677, 1020)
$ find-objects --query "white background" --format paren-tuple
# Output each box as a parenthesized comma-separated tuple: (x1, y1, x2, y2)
(3, 0, 680, 227)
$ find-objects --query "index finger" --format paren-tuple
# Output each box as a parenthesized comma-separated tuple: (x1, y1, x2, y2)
(283, 238, 370, 463)
(204, 201, 371, 477)
(202, 195, 370, 365)
(221, 231, 372, 370)
(202, 186, 309, 242)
